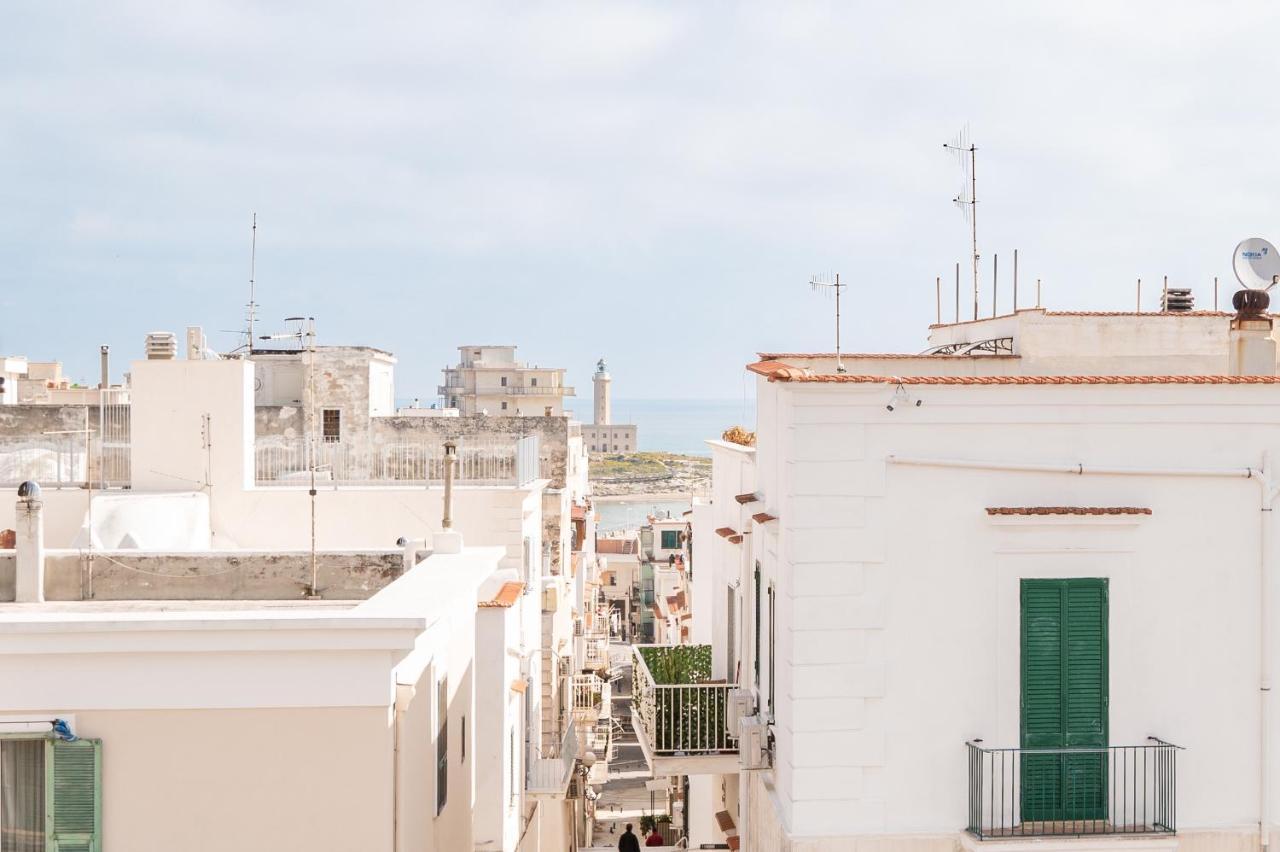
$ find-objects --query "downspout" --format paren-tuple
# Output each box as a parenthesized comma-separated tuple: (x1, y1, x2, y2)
(393, 683, 415, 852)
(1262, 451, 1274, 852)
(888, 452, 1275, 847)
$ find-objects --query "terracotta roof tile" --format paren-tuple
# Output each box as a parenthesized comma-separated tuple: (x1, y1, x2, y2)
(986, 506, 1152, 516)
(715, 527, 737, 538)
(746, 360, 812, 380)
(510, 679, 528, 694)
(752, 512, 778, 523)
(734, 493, 760, 504)
(479, 581, 525, 608)
(756, 351, 1018, 360)
(762, 373, 1280, 385)
(728, 534, 744, 544)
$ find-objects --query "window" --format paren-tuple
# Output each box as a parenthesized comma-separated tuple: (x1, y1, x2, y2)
(501, 376, 508, 387)
(531, 377, 538, 387)
(661, 530, 681, 550)
(501, 401, 508, 411)
(1, 737, 102, 850)
(612, 445, 618, 451)
(437, 678, 448, 814)
(321, 408, 341, 442)
(753, 562, 761, 689)
(768, 582, 776, 720)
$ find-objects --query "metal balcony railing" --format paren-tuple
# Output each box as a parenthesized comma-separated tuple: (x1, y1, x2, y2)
(965, 738, 1182, 839)
(631, 645, 737, 756)
(254, 435, 541, 487)
(569, 673, 610, 717)
(495, 385, 575, 396)
(526, 719, 578, 793)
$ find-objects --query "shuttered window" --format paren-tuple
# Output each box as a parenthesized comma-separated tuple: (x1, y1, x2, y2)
(1021, 578, 1108, 822)
(0, 738, 102, 852)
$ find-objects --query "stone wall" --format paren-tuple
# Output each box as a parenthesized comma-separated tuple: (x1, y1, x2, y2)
(0, 549, 403, 601)
(0, 404, 106, 484)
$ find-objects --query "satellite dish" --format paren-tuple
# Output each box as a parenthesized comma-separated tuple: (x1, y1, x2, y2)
(1232, 238, 1280, 291)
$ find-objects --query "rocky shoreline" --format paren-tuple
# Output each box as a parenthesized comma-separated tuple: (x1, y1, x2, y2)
(588, 452, 711, 497)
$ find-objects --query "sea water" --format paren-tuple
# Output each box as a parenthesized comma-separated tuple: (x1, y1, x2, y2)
(566, 398, 755, 456)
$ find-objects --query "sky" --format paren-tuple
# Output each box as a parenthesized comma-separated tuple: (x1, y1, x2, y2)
(3, 2, 1280, 400)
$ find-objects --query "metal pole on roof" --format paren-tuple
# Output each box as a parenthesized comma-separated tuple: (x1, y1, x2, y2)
(955, 263, 960, 323)
(1137, 278, 1142, 313)
(936, 276, 941, 325)
(992, 254, 998, 317)
(1215, 276, 1220, 311)
(1013, 249, 1019, 311)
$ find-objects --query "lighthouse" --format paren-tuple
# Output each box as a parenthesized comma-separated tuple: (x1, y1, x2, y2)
(593, 358, 611, 426)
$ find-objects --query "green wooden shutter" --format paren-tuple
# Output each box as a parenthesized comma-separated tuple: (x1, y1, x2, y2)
(1021, 579, 1108, 823)
(45, 738, 102, 852)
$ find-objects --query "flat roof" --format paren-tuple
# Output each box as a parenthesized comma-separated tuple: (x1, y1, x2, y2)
(0, 599, 359, 614)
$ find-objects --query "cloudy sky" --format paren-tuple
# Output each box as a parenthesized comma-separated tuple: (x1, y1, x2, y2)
(3, 2, 1279, 400)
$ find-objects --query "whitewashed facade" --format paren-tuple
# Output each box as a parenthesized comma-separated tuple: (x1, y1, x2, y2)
(683, 307, 1280, 852)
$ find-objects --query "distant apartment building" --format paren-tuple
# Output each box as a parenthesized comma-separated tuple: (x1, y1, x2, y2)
(439, 345, 574, 416)
(583, 358, 638, 453)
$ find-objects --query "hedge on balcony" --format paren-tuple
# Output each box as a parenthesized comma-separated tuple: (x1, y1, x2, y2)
(638, 644, 712, 684)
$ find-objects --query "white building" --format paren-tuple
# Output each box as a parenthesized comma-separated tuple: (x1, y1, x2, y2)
(583, 358, 638, 453)
(0, 326, 602, 851)
(439, 345, 574, 417)
(652, 302, 1280, 852)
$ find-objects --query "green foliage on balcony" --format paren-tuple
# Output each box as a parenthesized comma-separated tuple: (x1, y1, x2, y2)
(638, 644, 712, 685)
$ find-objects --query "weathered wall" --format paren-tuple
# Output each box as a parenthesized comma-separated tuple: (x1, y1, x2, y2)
(255, 411, 570, 488)
(0, 549, 402, 601)
(0, 404, 104, 482)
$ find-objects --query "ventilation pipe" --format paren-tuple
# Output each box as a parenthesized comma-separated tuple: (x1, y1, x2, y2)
(99, 345, 109, 389)
(15, 482, 45, 603)
(434, 441, 463, 554)
(1231, 290, 1277, 377)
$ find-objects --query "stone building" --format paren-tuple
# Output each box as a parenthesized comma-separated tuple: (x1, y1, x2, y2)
(438, 345, 574, 416)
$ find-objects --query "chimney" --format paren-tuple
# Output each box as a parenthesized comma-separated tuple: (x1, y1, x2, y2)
(1161, 288, 1194, 312)
(145, 332, 177, 360)
(15, 482, 45, 603)
(99, 345, 109, 389)
(1230, 290, 1276, 376)
(434, 441, 463, 554)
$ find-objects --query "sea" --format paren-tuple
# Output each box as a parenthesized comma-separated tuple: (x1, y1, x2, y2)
(566, 398, 755, 457)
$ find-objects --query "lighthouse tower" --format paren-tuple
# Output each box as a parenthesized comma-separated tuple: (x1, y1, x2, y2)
(593, 358, 611, 425)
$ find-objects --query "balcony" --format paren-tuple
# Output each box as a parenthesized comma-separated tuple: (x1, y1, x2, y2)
(577, 632, 610, 673)
(526, 718, 579, 795)
(493, 385, 575, 396)
(631, 644, 738, 775)
(569, 673, 611, 721)
(965, 739, 1181, 843)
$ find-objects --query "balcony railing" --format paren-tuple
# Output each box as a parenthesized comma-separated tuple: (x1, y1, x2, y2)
(254, 435, 541, 487)
(632, 645, 737, 756)
(569, 673, 610, 717)
(965, 738, 1182, 840)
(527, 718, 578, 794)
(494, 385, 575, 396)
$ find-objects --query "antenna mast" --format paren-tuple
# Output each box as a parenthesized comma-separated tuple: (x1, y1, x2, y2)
(246, 213, 259, 355)
(944, 129, 979, 320)
(809, 273, 847, 373)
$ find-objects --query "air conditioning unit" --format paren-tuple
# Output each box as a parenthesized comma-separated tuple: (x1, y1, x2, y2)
(739, 718, 771, 770)
(727, 687, 757, 739)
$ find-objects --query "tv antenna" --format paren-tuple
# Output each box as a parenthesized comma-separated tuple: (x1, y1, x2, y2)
(944, 127, 979, 320)
(245, 213, 259, 355)
(809, 273, 847, 373)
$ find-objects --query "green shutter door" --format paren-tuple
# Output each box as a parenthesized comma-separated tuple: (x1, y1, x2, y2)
(45, 738, 103, 852)
(1021, 579, 1108, 823)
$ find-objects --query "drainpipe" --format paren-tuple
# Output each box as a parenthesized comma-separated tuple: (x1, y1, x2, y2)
(1262, 452, 1275, 852)
(392, 682, 415, 852)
